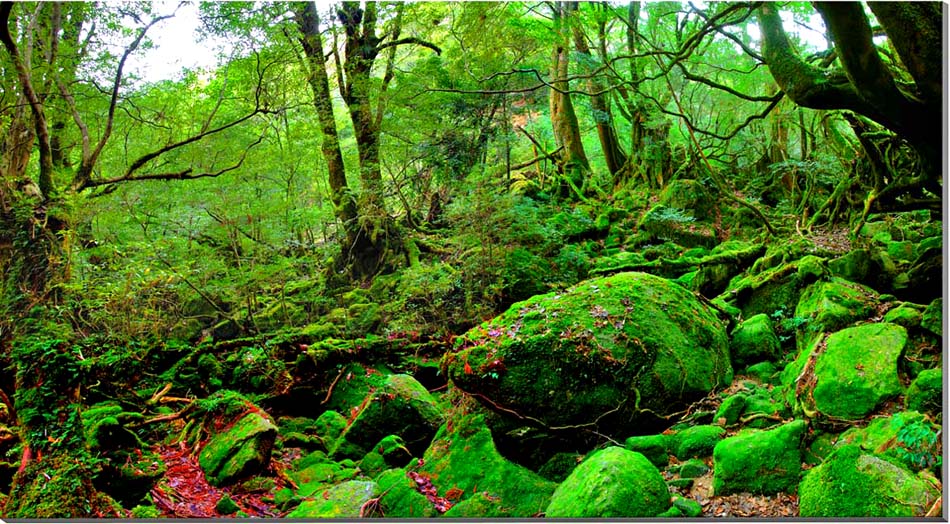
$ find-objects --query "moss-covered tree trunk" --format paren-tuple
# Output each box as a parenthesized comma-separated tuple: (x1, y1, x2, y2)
(549, 1, 590, 191)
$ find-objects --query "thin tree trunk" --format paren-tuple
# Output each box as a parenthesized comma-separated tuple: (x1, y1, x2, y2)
(549, 1, 589, 182)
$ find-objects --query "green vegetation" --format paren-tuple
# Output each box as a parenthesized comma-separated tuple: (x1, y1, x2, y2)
(0, 0, 941, 518)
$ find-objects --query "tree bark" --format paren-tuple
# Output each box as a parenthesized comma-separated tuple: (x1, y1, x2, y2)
(549, 2, 589, 182)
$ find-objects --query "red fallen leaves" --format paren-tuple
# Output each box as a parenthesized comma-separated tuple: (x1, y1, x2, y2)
(406, 471, 454, 513)
(150, 443, 283, 518)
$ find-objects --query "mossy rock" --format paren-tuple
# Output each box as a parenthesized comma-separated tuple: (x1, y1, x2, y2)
(809, 323, 906, 420)
(639, 205, 717, 248)
(359, 435, 412, 478)
(95, 448, 167, 507)
(794, 278, 878, 335)
(798, 445, 939, 517)
(828, 249, 871, 282)
(713, 393, 747, 426)
(334, 374, 444, 459)
(672, 425, 725, 459)
(883, 303, 924, 329)
(729, 314, 781, 367)
(671, 495, 703, 517)
(377, 468, 439, 518)
(537, 452, 582, 483)
(82, 402, 145, 451)
(287, 480, 380, 518)
(216, 494, 240, 515)
(744, 361, 778, 384)
(545, 447, 671, 517)
(198, 411, 277, 486)
(623, 434, 670, 468)
(5, 451, 122, 518)
(320, 362, 392, 416)
(658, 179, 714, 220)
(712, 420, 805, 495)
(678, 458, 709, 479)
(835, 411, 933, 471)
(920, 298, 942, 337)
(444, 272, 732, 437)
(311, 410, 347, 451)
(416, 414, 555, 517)
(905, 368, 941, 414)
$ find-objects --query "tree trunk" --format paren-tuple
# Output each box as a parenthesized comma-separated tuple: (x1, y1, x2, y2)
(549, 1, 589, 186)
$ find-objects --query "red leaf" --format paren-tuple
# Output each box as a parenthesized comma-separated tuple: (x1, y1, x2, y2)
(464, 361, 473, 374)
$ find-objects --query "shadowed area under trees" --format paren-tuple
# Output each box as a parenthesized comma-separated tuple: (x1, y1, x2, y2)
(0, 1, 943, 518)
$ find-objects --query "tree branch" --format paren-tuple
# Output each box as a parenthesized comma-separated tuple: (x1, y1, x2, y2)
(376, 36, 441, 55)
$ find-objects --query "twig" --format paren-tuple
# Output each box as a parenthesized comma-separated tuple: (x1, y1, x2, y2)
(148, 382, 173, 404)
(321, 368, 346, 405)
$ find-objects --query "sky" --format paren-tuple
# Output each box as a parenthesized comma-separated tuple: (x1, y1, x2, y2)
(126, 2, 222, 83)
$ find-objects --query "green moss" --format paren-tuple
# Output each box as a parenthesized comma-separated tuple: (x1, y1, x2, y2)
(744, 361, 778, 384)
(828, 249, 871, 282)
(377, 468, 438, 518)
(545, 447, 670, 517)
(920, 298, 941, 337)
(678, 458, 709, 479)
(810, 323, 906, 420)
(882, 303, 924, 328)
(714, 393, 747, 426)
(287, 480, 380, 518)
(712, 420, 805, 495)
(198, 411, 277, 486)
(5, 451, 119, 518)
(730, 314, 781, 366)
(672, 495, 703, 517)
(905, 368, 941, 414)
(216, 495, 240, 514)
(417, 414, 555, 517)
(672, 425, 725, 459)
(795, 278, 878, 334)
(623, 434, 670, 468)
(799, 445, 939, 517)
(537, 452, 581, 483)
(335, 374, 444, 459)
(445, 272, 732, 436)
(130, 505, 161, 518)
(313, 410, 347, 451)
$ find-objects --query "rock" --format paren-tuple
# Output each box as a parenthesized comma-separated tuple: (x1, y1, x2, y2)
(624, 434, 670, 468)
(415, 414, 555, 517)
(883, 303, 924, 329)
(812, 323, 906, 419)
(672, 425, 725, 459)
(678, 458, 709, 479)
(799, 445, 939, 517)
(377, 468, 438, 518)
(835, 411, 935, 471)
(545, 447, 670, 518)
(672, 495, 703, 517)
(658, 179, 714, 220)
(215, 495, 240, 515)
(199, 411, 277, 486)
(712, 420, 805, 495)
(312, 410, 347, 451)
(729, 314, 781, 366)
(444, 272, 733, 437)
(828, 249, 871, 282)
(287, 480, 380, 518)
(920, 298, 941, 337)
(334, 374, 444, 459)
(795, 278, 878, 335)
(537, 452, 582, 483)
(744, 361, 778, 384)
(714, 393, 747, 426)
(905, 368, 941, 414)
(639, 205, 717, 248)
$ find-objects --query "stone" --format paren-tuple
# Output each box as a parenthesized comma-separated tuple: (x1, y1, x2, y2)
(920, 298, 941, 337)
(905, 368, 941, 414)
(678, 458, 709, 479)
(673, 425, 725, 459)
(287, 480, 380, 518)
(545, 447, 670, 517)
(795, 278, 877, 335)
(443, 272, 733, 438)
(199, 411, 277, 486)
(624, 434, 670, 469)
(729, 314, 781, 367)
(712, 420, 805, 495)
(883, 303, 923, 329)
(799, 445, 939, 517)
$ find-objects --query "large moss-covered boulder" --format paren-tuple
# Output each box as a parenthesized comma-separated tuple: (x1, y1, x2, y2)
(377, 468, 439, 518)
(287, 480, 380, 518)
(443, 272, 733, 435)
(624, 434, 670, 468)
(795, 278, 878, 335)
(410, 414, 555, 517)
(712, 420, 805, 495)
(672, 425, 725, 459)
(729, 313, 781, 366)
(199, 411, 277, 486)
(799, 445, 939, 517)
(783, 323, 906, 420)
(545, 447, 670, 517)
(334, 374, 444, 459)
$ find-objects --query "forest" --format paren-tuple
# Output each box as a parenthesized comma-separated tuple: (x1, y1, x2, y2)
(0, 0, 944, 519)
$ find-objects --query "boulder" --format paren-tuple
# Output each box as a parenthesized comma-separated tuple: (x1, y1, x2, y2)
(334, 374, 444, 459)
(638, 205, 717, 248)
(545, 447, 670, 517)
(406, 414, 555, 517)
(672, 425, 725, 460)
(712, 420, 805, 495)
(376, 468, 439, 518)
(783, 323, 906, 420)
(799, 445, 939, 517)
(795, 278, 878, 336)
(920, 298, 942, 337)
(905, 368, 941, 414)
(287, 480, 380, 518)
(624, 434, 670, 469)
(443, 272, 732, 436)
(729, 313, 781, 366)
(883, 303, 924, 329)
(199, 411, 277, 487)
